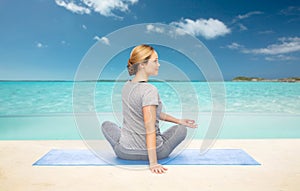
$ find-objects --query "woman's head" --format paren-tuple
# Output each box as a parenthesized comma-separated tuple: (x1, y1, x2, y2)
(127, 44, 160, 76)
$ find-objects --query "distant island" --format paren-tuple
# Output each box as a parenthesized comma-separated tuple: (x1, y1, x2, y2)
(232, 76, 300, 82)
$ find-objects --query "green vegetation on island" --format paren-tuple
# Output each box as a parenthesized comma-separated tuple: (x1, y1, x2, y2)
(232, 76, 300, 82)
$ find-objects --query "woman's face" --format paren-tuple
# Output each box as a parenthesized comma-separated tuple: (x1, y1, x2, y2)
(144, 51, 160, 76)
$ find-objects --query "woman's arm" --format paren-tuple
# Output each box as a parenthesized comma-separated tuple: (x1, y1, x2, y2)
(159, 112, 180, 124)
(143, 105, 168, 174)
(160, 112, 197, 128)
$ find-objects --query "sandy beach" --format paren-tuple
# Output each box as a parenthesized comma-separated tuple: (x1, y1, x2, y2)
(0, 139, 299, 191)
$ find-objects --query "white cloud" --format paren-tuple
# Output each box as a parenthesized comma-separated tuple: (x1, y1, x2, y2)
(265, 55, 296, 61)
(37, 43, 43, 48)
(231, 11, 263, 30)
(55, 0, 91, 14)
(61, 40, 70, 46)
(93, 36, 100, 41)
(238, 23, 247, 31)
(146, 24, 165, 33)
(82, 24, 87, 30)
(280, 6, 300, 16)
(170, 18, 231, 39)
(227, 37, 300, 62)
(36, 42, 47, 48)
(54, 0, 138, 18)
(94, 36, 110, 45)
(227, 42, 244, 50)
(236, 11, 263, 20)
(258, 30, 274, 35)
(83, 0, 138, 18)
(243, 37, 300, 55)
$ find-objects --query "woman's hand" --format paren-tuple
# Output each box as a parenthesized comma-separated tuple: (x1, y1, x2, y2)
(179, 119, 198, 128)
(160, 112, 198, 128)
(149, 163, 168, 174)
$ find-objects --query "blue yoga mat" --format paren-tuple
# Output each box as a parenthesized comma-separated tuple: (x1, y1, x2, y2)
(33, 149, 260, 166)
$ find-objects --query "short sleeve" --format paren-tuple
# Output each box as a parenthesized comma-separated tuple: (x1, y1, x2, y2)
(142, 85, 159, 107)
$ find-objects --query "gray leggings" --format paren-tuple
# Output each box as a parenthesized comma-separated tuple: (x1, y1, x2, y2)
(101, 121, 187, 160)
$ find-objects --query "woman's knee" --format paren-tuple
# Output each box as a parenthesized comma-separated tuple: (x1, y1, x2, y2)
(101, 121, 121, 148)
(102, 121, 116, 128)
(176, 125, 187, 139)
(101, 121, 118, 132)
(101, 121, 120, 136)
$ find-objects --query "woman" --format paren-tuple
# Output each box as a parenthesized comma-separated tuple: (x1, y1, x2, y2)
(101, 44, 197, 174)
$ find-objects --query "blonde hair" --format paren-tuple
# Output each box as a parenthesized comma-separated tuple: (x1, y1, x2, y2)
(127, 44, 154, 76)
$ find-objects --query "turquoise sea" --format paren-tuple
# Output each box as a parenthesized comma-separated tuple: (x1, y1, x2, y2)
(0, 81, 299, 139)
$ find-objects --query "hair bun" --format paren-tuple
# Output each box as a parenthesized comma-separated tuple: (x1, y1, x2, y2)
(127, 59, 132, 67)
(127, 59, 135, 76)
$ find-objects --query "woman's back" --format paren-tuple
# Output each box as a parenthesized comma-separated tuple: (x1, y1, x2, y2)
(119, 80, 163, 150)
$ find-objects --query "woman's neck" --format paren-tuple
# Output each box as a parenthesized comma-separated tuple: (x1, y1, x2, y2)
(132, 72, 148, 82)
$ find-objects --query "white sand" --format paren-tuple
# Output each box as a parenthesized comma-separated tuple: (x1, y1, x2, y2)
(0, 139, 299, 191)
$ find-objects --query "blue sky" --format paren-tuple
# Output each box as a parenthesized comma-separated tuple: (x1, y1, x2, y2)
(0, 0, 299, 81)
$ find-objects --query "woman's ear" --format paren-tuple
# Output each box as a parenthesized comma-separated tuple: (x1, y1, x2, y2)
(139, 63, 145, 68)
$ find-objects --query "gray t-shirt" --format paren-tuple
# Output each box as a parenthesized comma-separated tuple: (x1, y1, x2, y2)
(119, 80, 163, 150)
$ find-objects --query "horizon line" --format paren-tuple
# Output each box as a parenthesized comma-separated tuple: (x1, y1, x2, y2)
(0, 76, 299, 83)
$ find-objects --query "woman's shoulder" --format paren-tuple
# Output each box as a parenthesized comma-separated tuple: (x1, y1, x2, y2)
(140, 82, 157, 91)
(126, 80, 157, 89)
(123, 81, 156, 91)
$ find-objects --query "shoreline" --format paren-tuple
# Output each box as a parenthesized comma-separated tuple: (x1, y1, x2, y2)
(1, 112, 300, 140)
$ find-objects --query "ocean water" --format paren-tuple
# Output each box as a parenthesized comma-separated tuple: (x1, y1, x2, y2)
(1, 81, 299, 115)
(0, 81, 300, 139)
